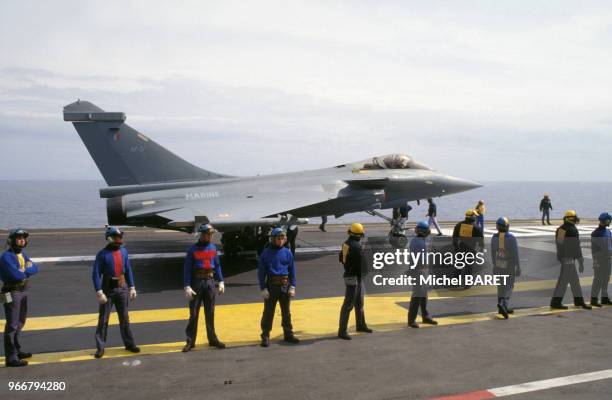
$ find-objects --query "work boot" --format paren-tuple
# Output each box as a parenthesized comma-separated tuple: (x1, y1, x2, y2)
(574, 297, 592, 310)
(356, 325, 373, 333)
(17, 352, 32, 359)
(591, 297, 602, 308)
(408, 321, 419, 329)
(338, 332, 352, 340)
(94, 349, 105, 359)
(498, 305, 509, 319)
(182, 343, 195, 353)
(125, 346, 141, 353)
(283, 334, 300, 344)
(422, 316, 438, 325)
(5, 359, 28, 367)
(550, 298, 568, 310)
(209, 340, 226, 349)
(601, 297, 612, 305)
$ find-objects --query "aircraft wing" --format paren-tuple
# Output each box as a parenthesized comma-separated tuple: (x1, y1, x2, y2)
(128, 186, 337, 229)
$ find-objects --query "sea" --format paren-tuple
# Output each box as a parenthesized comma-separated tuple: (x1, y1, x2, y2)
(0, 180, 610, 229)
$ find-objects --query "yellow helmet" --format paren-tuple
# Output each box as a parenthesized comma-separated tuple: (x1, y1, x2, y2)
(564, 210, 577, 218)
(349, 223, 365, 236)
(465, 209, 477, 217)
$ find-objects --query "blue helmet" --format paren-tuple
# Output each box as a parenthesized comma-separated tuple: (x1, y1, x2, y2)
(198, 223, 216, 234)
(415, 220, 430, 236)
(271, 227, 286, 237)
(496, 217, 509, 232)
(105, 226, 123, 240)
(598, 212, 611, 223)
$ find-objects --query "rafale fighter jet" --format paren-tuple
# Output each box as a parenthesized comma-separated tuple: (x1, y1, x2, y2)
(64, 100, 480, 254)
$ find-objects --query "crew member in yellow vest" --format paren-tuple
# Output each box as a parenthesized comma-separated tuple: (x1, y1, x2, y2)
(452, 210, 484, 288)
(338, 223, 373, 339)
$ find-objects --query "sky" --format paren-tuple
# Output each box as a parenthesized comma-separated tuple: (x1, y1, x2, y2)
(1, 0, 611, 181)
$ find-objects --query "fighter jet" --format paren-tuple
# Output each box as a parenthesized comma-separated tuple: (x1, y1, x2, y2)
(63, 100, 480, 253)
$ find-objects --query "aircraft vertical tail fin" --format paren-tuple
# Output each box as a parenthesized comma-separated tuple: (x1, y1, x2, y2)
(63, 100, 228, 186)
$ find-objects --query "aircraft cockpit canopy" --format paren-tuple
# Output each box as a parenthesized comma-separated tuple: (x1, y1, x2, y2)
(358, 154, 432, 171)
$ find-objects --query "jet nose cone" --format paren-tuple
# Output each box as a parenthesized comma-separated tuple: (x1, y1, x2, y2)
(439, 176, 482, 195)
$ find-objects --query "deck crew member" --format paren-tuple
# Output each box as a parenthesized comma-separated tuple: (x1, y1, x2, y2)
(540, 194, 553, 225)
(426, 198, 443, 236)
(182, 224, 226, 352)
(338, 223, 373, 340)
(408, 221, 438, 328)
(590, 212, 611, 307)
(452, 210, 484, 287)
(1, 229, 38, 367)
(258, 228, 299, 347)
(491, 217, 521, 319)
(475, 200, 486, 230)
(550, 211, 591, 310)
(92, 226, 140, 358)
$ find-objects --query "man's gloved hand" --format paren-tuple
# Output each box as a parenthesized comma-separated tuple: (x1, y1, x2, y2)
(578, 257, 585, 273)
(288, 286, 296, 298)
(516, 267, 522, 277)
(184, 286, 197, 300)
(261, 288, 270, 300)
(129, 287, 137, 301)
(96, 290, 108, 305)
(218, 281, 225, 295)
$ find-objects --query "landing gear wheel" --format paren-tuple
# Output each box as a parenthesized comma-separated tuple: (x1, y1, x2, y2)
(388, 231, 408, 248)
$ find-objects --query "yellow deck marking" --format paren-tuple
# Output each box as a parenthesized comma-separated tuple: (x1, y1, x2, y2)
(0, 277, 594, 332)
(0, 303, 594, 367)
(0, 276, 603, 367)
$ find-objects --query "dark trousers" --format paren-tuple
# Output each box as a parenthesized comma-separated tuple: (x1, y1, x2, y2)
(494, 267, 516, 309)
(551, 260, 584, 304)
(186, 278, 218, 345)
(338, 279, 366, 334)
(408, 279, 429, 323)
(591, 259, 611, 298)
(542, 209, 550, 225)
(286, 227, 298, 256)
(3, 290, 27, 364)
(95, 286, 136, 352)
(261, 285, 293, 337)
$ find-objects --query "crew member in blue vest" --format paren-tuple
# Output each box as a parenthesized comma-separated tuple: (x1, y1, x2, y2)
(491, 217, 521, 319)
(92, 226, 140, 358)
(1, 229, 38, 367)
(408, 221, 438, 328)
(590, 212, 611, 307)
(182, 223, 226, 352)
(258, 227, 299, 347)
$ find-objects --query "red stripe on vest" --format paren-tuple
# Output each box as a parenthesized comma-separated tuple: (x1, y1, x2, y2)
(112, 250, 123, 277)
(193, 249, 216, 269)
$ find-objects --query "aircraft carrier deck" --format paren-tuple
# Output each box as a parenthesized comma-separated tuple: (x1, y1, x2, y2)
(1, 221, 611, 399)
